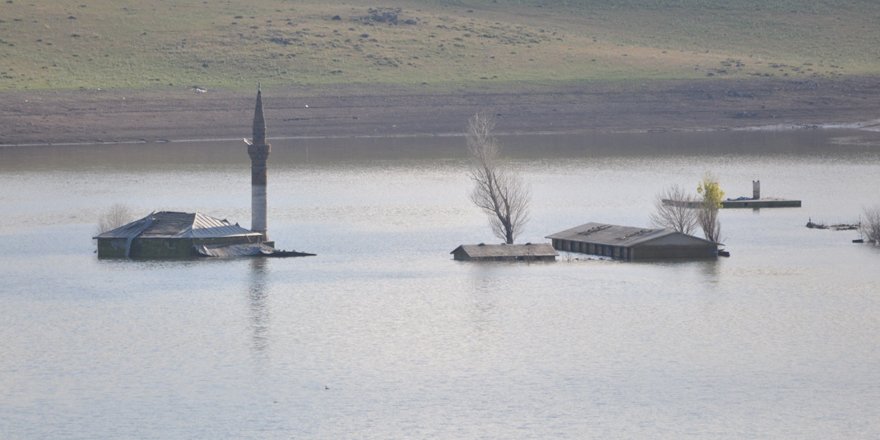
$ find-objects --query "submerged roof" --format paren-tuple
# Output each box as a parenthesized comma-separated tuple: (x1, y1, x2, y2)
(546, 222, 716, 247)
(94, 211, 262, 240)
(451, 243, 558, 258)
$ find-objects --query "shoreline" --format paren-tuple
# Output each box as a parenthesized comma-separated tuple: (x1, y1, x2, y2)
(1, 77, 879, 147)
(3, 121, 880, 149)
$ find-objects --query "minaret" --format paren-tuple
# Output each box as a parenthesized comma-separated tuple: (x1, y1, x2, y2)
(245, 85, 271, 242)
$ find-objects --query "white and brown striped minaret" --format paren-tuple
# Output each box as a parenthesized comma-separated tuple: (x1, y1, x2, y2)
(245, 85, 271, 242)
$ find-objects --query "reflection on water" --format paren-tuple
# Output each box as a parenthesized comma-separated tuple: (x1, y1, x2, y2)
(1, 131, 879, 438)
(695, 258, 721, 282)
(465, 266, 504, 338)
(248, 258, 270, 356)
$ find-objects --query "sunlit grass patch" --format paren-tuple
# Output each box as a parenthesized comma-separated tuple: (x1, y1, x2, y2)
(0, 0, 878, 91)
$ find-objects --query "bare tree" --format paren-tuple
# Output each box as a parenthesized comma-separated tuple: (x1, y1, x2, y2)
(861, 205, 880, 245)
(97, 203, 134, 234)
(651, 184, 698, 234)
(466, 112, 530, 244)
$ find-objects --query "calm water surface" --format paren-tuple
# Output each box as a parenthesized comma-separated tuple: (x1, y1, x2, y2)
(1, 131, 879, 439)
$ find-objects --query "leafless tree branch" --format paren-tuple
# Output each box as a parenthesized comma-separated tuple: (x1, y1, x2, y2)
(862, 205, 880, 245)
(97, 203, 133, 234)
(651, 184, 698, 234)
(466, 113, 530, 244)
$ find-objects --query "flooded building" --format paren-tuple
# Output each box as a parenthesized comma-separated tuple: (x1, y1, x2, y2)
(93, 87, 312, 259)
(94, 211, 267, 258)
(451, 243, 558, 262)
(546, 222, 719, 261)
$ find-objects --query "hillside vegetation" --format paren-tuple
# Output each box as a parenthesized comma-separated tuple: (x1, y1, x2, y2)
(1, 0, 879, 90)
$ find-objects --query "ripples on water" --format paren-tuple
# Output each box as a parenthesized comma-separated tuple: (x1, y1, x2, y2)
(1, 131, 879, 438)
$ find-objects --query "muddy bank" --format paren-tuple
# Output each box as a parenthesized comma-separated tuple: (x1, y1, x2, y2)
(1, 77, 879, 146)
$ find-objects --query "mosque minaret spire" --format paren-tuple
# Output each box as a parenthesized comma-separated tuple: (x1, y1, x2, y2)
(244, 84, 271, 241)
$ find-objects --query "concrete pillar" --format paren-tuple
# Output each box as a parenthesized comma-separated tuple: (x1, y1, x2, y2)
(752, 180, 761, 200)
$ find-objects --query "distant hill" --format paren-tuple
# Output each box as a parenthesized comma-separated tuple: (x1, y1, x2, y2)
(1, 0, 878, 90)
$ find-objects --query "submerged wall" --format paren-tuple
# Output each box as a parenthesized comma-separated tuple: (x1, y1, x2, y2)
(97, 236, 259, 259)
(551, 238, 717, 261)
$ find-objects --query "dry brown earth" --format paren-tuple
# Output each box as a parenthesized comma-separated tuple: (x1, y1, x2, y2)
(1, 77, 879, 146)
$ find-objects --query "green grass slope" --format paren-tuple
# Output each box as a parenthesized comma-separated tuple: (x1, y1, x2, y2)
(1, 0, 878, 90)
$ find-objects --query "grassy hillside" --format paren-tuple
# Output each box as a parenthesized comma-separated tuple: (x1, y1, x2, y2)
(1, 0, 878, 91)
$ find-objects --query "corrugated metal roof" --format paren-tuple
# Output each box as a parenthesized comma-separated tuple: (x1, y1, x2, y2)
(546, 222, 713, 247)
(94, 211, 262, 240)
(451, 243, 558, 258)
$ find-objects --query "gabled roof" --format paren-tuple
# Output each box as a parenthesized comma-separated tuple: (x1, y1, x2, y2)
(451, 243, 558, 258)
(546, 222, 716, 247)
(94, 211, 262, 240)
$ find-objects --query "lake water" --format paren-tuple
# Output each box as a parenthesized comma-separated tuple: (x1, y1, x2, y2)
(2, 130, 879, 439)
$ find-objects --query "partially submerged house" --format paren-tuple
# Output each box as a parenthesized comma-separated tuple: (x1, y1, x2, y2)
(451, 243, 558, 262)
(546, 222, 719, 261)
(94, 211, 269, 259)
(93, 87, 313, 259)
